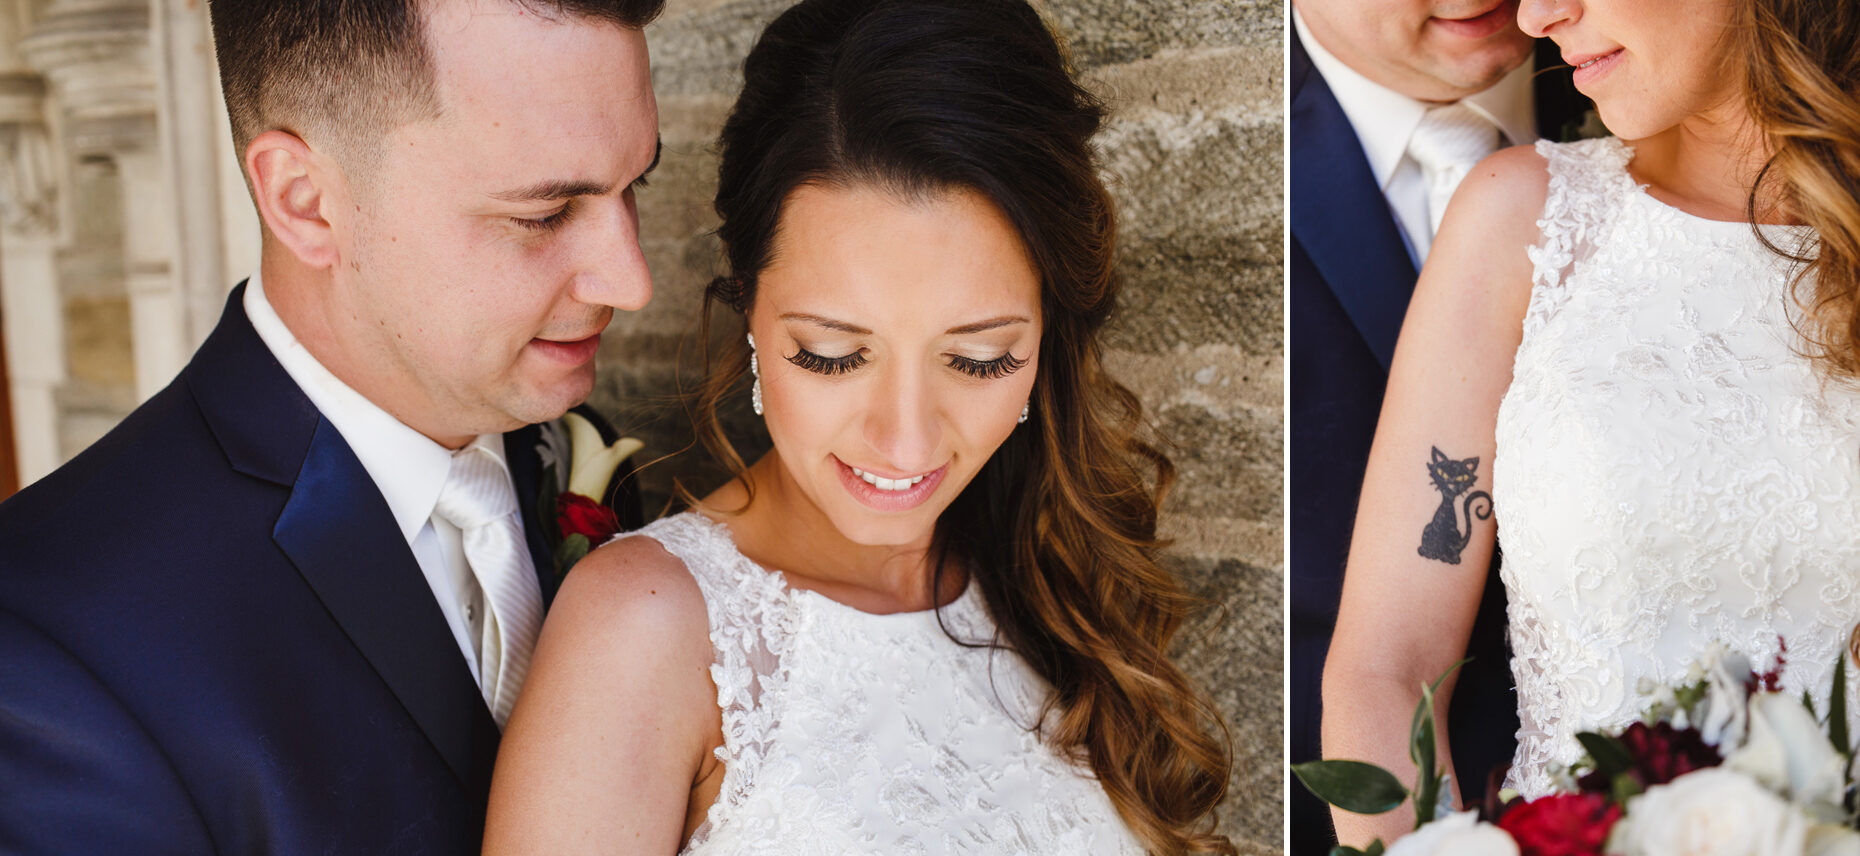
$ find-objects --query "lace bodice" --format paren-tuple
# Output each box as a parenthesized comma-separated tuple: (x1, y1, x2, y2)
(622, 512, 1144, 855)
(1494, 138, 1860, 797)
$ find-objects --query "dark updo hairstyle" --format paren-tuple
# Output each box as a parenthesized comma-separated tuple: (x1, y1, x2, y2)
(691, 0, 1235, 851)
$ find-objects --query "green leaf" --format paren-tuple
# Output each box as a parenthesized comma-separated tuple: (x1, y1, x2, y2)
(1329, 844, 1386, 856)
(1292, 760, 1409, 814)
(1611, 771, 1644, 805)
(1832, 648, 1850, 760)
(1406, 659, 1467, 829)
(555, 533, 591, 579)
(1576, 731, 1635, 781)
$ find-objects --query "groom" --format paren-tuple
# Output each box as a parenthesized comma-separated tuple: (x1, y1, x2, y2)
(1289, 1, 1589, 852)
(0, 0, 660, 851)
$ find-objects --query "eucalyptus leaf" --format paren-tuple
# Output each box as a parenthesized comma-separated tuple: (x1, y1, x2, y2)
(1292, 760, 1409, 815)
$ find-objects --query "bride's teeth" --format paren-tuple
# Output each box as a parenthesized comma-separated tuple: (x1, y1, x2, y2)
(849, 464, 927, 491)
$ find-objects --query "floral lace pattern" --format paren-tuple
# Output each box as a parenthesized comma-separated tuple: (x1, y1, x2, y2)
(1494, 138, 1860, 798)
(623, 513, 1144, 855)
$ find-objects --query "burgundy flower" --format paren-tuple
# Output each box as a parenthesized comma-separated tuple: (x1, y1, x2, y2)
(1576, 720, 1722, 794)
(556, 492, 620, 542)
(1495, 792, 1621, 856)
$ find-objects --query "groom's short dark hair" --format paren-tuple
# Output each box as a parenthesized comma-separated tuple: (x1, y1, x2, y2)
(208, 0, 664, 169)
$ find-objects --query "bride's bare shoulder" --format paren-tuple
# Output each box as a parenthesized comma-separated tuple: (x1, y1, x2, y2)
(1449, 143, 1552, 238)
(545, 532, 711, 656)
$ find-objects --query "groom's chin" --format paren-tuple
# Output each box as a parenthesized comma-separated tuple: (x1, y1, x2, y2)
(500, 363, 599, 428)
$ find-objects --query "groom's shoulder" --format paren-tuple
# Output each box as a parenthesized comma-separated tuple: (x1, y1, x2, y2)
(0, 372, 276, 589)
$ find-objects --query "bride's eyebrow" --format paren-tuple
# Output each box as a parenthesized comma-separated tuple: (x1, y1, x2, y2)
(780, 313, 870, 334)
(945, 316, 1031, 335)
(778, 313, 1032, 336)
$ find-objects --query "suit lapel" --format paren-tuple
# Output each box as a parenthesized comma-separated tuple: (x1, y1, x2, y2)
(1290, 32, 1419, 369)
(188, 285, 499, 796)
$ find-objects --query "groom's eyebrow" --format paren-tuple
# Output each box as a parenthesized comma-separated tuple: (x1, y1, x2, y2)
(491, 137, 663, 202)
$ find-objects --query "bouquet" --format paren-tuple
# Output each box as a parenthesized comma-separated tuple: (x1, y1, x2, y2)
(1294, 642, 1860, 855)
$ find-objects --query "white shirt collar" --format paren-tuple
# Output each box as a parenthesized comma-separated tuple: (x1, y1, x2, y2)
(1294, 7, 1537, 189)
(243, 271, 507, 545)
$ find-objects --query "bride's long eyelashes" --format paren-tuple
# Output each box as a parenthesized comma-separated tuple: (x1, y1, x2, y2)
(948, 352, 1027, 379)
(786, 347, 869, 375)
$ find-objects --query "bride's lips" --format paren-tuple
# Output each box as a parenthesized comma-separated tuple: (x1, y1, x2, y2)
(528, 332, 603, 366)
(1430, 0, 1518, 39)
(834, 457, 947, 513)
(1567, 48, 1625, 91)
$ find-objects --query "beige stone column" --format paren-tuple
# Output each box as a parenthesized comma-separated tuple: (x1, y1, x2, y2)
(0, 0, 63, 484)
(151, 0, 236, 347)
(23, 0, 182, 403)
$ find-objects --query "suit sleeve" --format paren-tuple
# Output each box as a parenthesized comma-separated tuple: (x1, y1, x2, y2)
(0, 607, 216, 855)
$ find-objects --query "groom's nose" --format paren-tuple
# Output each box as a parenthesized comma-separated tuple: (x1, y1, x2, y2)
(570, 193, 653, 312)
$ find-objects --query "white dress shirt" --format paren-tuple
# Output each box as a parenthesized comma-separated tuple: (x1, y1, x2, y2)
(1294, 7, 1536, 264)
(245, 271, 511, 692)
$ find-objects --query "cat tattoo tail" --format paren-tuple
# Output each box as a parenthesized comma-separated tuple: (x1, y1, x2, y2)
(1418, 446, 1493, 565)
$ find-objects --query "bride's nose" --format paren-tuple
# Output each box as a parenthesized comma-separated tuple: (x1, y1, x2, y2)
(861, 367, 943, 475)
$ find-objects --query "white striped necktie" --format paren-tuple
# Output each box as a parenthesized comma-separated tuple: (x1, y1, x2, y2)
(434, 442, 543, 728)
(1407, 102, 1502, 237)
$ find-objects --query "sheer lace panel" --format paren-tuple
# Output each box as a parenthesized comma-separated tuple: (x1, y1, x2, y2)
(1493, 138, 1860, 797)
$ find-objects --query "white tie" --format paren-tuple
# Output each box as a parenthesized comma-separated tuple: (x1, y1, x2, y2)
(434, 443, 543, 728)
(1408, 103, 1502, 236)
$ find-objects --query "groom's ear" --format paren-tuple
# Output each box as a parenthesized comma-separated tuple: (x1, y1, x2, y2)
(245, 130, 342, 270)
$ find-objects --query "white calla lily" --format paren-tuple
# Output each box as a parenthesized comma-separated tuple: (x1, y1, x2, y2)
(564, 411, 642, 501)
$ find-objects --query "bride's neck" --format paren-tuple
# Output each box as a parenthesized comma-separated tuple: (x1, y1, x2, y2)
(703, 453, 960, 613)
(1629, 99, 1789, 225)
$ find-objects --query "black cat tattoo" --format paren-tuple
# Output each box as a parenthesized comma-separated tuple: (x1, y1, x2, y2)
(1417, 447, 1493, 565)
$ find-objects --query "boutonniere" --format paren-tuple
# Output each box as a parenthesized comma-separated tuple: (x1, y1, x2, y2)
(536, 411, 643, 580)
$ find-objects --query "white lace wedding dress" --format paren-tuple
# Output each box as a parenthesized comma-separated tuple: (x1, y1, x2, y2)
(622, 512, 1145, 855)
(1493, 137, 1860, 797)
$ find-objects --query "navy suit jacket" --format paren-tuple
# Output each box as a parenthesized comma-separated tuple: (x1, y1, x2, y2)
(0, 285, 640, 854)
(1289, 33, 1587, 854)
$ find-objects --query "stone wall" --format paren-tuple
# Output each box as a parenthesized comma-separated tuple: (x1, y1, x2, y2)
(603, 1, 1284, 850)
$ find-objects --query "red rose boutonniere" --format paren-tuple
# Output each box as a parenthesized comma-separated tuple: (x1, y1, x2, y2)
(536, 411, 642, 580)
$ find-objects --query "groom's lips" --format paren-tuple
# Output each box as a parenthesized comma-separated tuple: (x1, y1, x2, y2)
(1430, 0, 1517, 39)
(529, 332, 603, 366)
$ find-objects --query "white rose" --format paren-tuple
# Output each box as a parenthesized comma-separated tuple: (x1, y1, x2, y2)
(1728, 692, 1847, 816)
(1610, 768, 1809, 856)
(1808, 825, 1860, 856)
(1385, 811, 1518, 856)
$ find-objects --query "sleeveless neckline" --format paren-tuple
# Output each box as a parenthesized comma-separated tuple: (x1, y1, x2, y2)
(681, 511, 985, 626)
(622, 511, 1144, 855)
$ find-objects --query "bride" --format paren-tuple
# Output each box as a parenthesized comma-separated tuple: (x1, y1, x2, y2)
(1323, 0, 1860, 845)
(479, 0, 1234, 852)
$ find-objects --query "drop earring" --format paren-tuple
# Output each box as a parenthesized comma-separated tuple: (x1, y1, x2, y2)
(747, 333, 764, 416)
(1018, 401, 1029, 424)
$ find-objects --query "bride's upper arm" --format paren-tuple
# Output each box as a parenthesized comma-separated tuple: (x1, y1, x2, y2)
(1327, 145, 1550, 687)
(483, 534, 719, 855)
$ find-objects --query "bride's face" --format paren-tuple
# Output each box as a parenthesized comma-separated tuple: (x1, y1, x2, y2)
(1519, 0, 1740, 140)
(747, 183, 1042, 549)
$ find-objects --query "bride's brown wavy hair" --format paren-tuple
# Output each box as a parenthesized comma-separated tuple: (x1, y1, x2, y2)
(1739, 0, 1860, 375)
(688, 0, 1233, 850)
